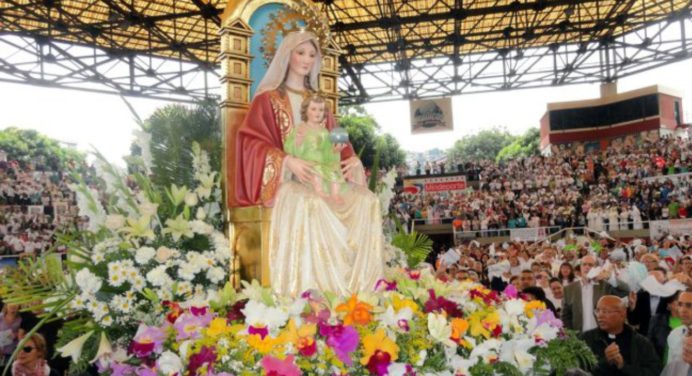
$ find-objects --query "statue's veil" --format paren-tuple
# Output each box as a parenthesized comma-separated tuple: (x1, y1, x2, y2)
(254, 31, 322, 98)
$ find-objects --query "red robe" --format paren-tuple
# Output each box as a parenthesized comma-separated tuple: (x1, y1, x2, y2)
(234, 90, 355, 207)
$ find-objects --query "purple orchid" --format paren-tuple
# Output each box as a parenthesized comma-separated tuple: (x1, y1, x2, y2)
(319, 323, 359, 366)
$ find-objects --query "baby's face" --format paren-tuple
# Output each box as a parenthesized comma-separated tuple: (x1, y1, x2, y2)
(307, 101, 325, 123)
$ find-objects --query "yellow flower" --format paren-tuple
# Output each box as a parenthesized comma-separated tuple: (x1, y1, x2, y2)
(246, 334, 285, 354)
(361, 328, 399, 365)
(468, 310, 500, 339)
(206, 317, 232, 337)
(391, 294, 419, 314)
(524, 300, 546, 318)
(336, 295, 373, 326)
(281, 319, 317, 350)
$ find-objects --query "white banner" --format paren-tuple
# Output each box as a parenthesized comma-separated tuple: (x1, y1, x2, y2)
(510, 227, 548, 242)
(649, 219, 692, 239)
(410, 97, 454, 134)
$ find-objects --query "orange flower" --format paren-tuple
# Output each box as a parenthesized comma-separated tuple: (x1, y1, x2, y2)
(450, 318, 469, 343)
(336, 295, 373, 326)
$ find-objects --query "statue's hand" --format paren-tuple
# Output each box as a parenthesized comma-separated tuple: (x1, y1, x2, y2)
(340, 156, 362, 182)
(286, 156, 315, 185)
(333, 143, 347, 154)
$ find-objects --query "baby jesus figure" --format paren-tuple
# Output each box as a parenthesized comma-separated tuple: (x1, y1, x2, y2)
(285, 94, 346, 205)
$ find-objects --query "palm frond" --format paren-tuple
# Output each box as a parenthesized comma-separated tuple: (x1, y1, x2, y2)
(391, 223, 433, 268)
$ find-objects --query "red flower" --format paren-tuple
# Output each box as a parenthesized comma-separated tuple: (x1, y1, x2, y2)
(491, 324, 502, 338)
(226, 299, 248, 322)
(188, 346, 217, 375)
(162, 301, 182, 324)
(366, 350, 392, 376)
(297, 338, 317, 357)
(423, 289, 463, 318)
(128, 341, 155, 358)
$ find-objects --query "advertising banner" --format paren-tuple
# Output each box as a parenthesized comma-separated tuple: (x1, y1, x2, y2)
(403, 175, 466, 195)
(410, 97, 454, 134)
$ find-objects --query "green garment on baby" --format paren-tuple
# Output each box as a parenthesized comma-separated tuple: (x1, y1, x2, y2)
(285, 123, 346, 193)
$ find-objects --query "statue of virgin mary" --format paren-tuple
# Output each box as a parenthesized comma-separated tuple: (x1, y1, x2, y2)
(233, 31, 384, 297)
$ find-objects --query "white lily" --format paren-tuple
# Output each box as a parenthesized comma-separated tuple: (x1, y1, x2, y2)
(500, 338, 536, 373)
(89, 332, 112, 363)
(57, 330, 94, 363)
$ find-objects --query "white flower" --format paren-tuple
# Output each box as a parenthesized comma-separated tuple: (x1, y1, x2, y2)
(57, 330, 94, 363)
(101, 316, 113, 327)
(499, 338, 536, 372)
(176, 281, 193, 297)
(75, 269, 102, 294)
(146, 265, 172, 287)
(107, 269, 125, 287)
(178, 263, 198, 281)
(135, 246, 156, 265)
(91, 252, 105, 264)
(190, 220, 213, 235)
(195, 207, 207, 220)
(90, 332, 113, 363)
(503, 299, 525, 316)
(184, 192, 199, 207)
(388, 363, 411, 376)
(157, 351, 183, 375)
(378, 306, 413, 330)
(427, 313, 455, 347)
(104, 214, 126, 231)
(242, 300, 289, 332)
(163, 215, 193, 241)
(110, 295, 133, 313)
(131, 276, 146, 291)
(206, 267, 225, 283)
(138, 201, 159, 217)
(155, 246, 174, 263)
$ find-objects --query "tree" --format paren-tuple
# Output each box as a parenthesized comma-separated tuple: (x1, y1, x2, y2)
(0, 127, 86, 170)
(446, 126, 515, 162)
(338, 106, 406, 170)
(135, 99, 221, 188)
(496, 127, 540, 162)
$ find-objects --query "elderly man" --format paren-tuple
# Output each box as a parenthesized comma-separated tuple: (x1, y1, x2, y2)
(562, 255, 629, 332)
(580, 295, 661, 376)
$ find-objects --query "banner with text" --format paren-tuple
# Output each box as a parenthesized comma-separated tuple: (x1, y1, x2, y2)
(403, 175, 467, 195)
(410, 97, 454, 134)
(649, 219, 692, 239)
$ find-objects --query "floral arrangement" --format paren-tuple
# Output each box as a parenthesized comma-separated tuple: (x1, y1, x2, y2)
(0, 143, 231, 374)
(1, 139, 596, 376)
(96, 268, 594, 376)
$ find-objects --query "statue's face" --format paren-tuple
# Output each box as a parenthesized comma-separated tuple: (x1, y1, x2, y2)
(306, 101, 325, 124)
(288, 41, 317, 80)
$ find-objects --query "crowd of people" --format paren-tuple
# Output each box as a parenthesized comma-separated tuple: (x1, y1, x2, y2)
(431, 233, 691, 375)
(0, 157, 87, 256)
(394, 136, 691, 234)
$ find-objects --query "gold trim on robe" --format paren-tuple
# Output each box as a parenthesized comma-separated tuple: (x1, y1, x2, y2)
(260, 148, 285, 205)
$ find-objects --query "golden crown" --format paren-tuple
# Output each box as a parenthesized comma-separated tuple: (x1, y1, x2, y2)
(259, 1, 331, 67)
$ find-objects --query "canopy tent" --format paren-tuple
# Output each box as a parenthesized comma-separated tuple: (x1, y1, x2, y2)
(0, 0, 690, 103)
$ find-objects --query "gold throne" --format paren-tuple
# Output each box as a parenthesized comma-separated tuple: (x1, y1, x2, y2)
(220, 0, 341, 287)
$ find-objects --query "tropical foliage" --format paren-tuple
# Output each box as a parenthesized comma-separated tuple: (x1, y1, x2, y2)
(496, 128, 540, 162)
(129, 99, 222, 189)
(339, 106, 406, 171)
(446, 126, 516, 163)
(0, 127, 86, 170)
